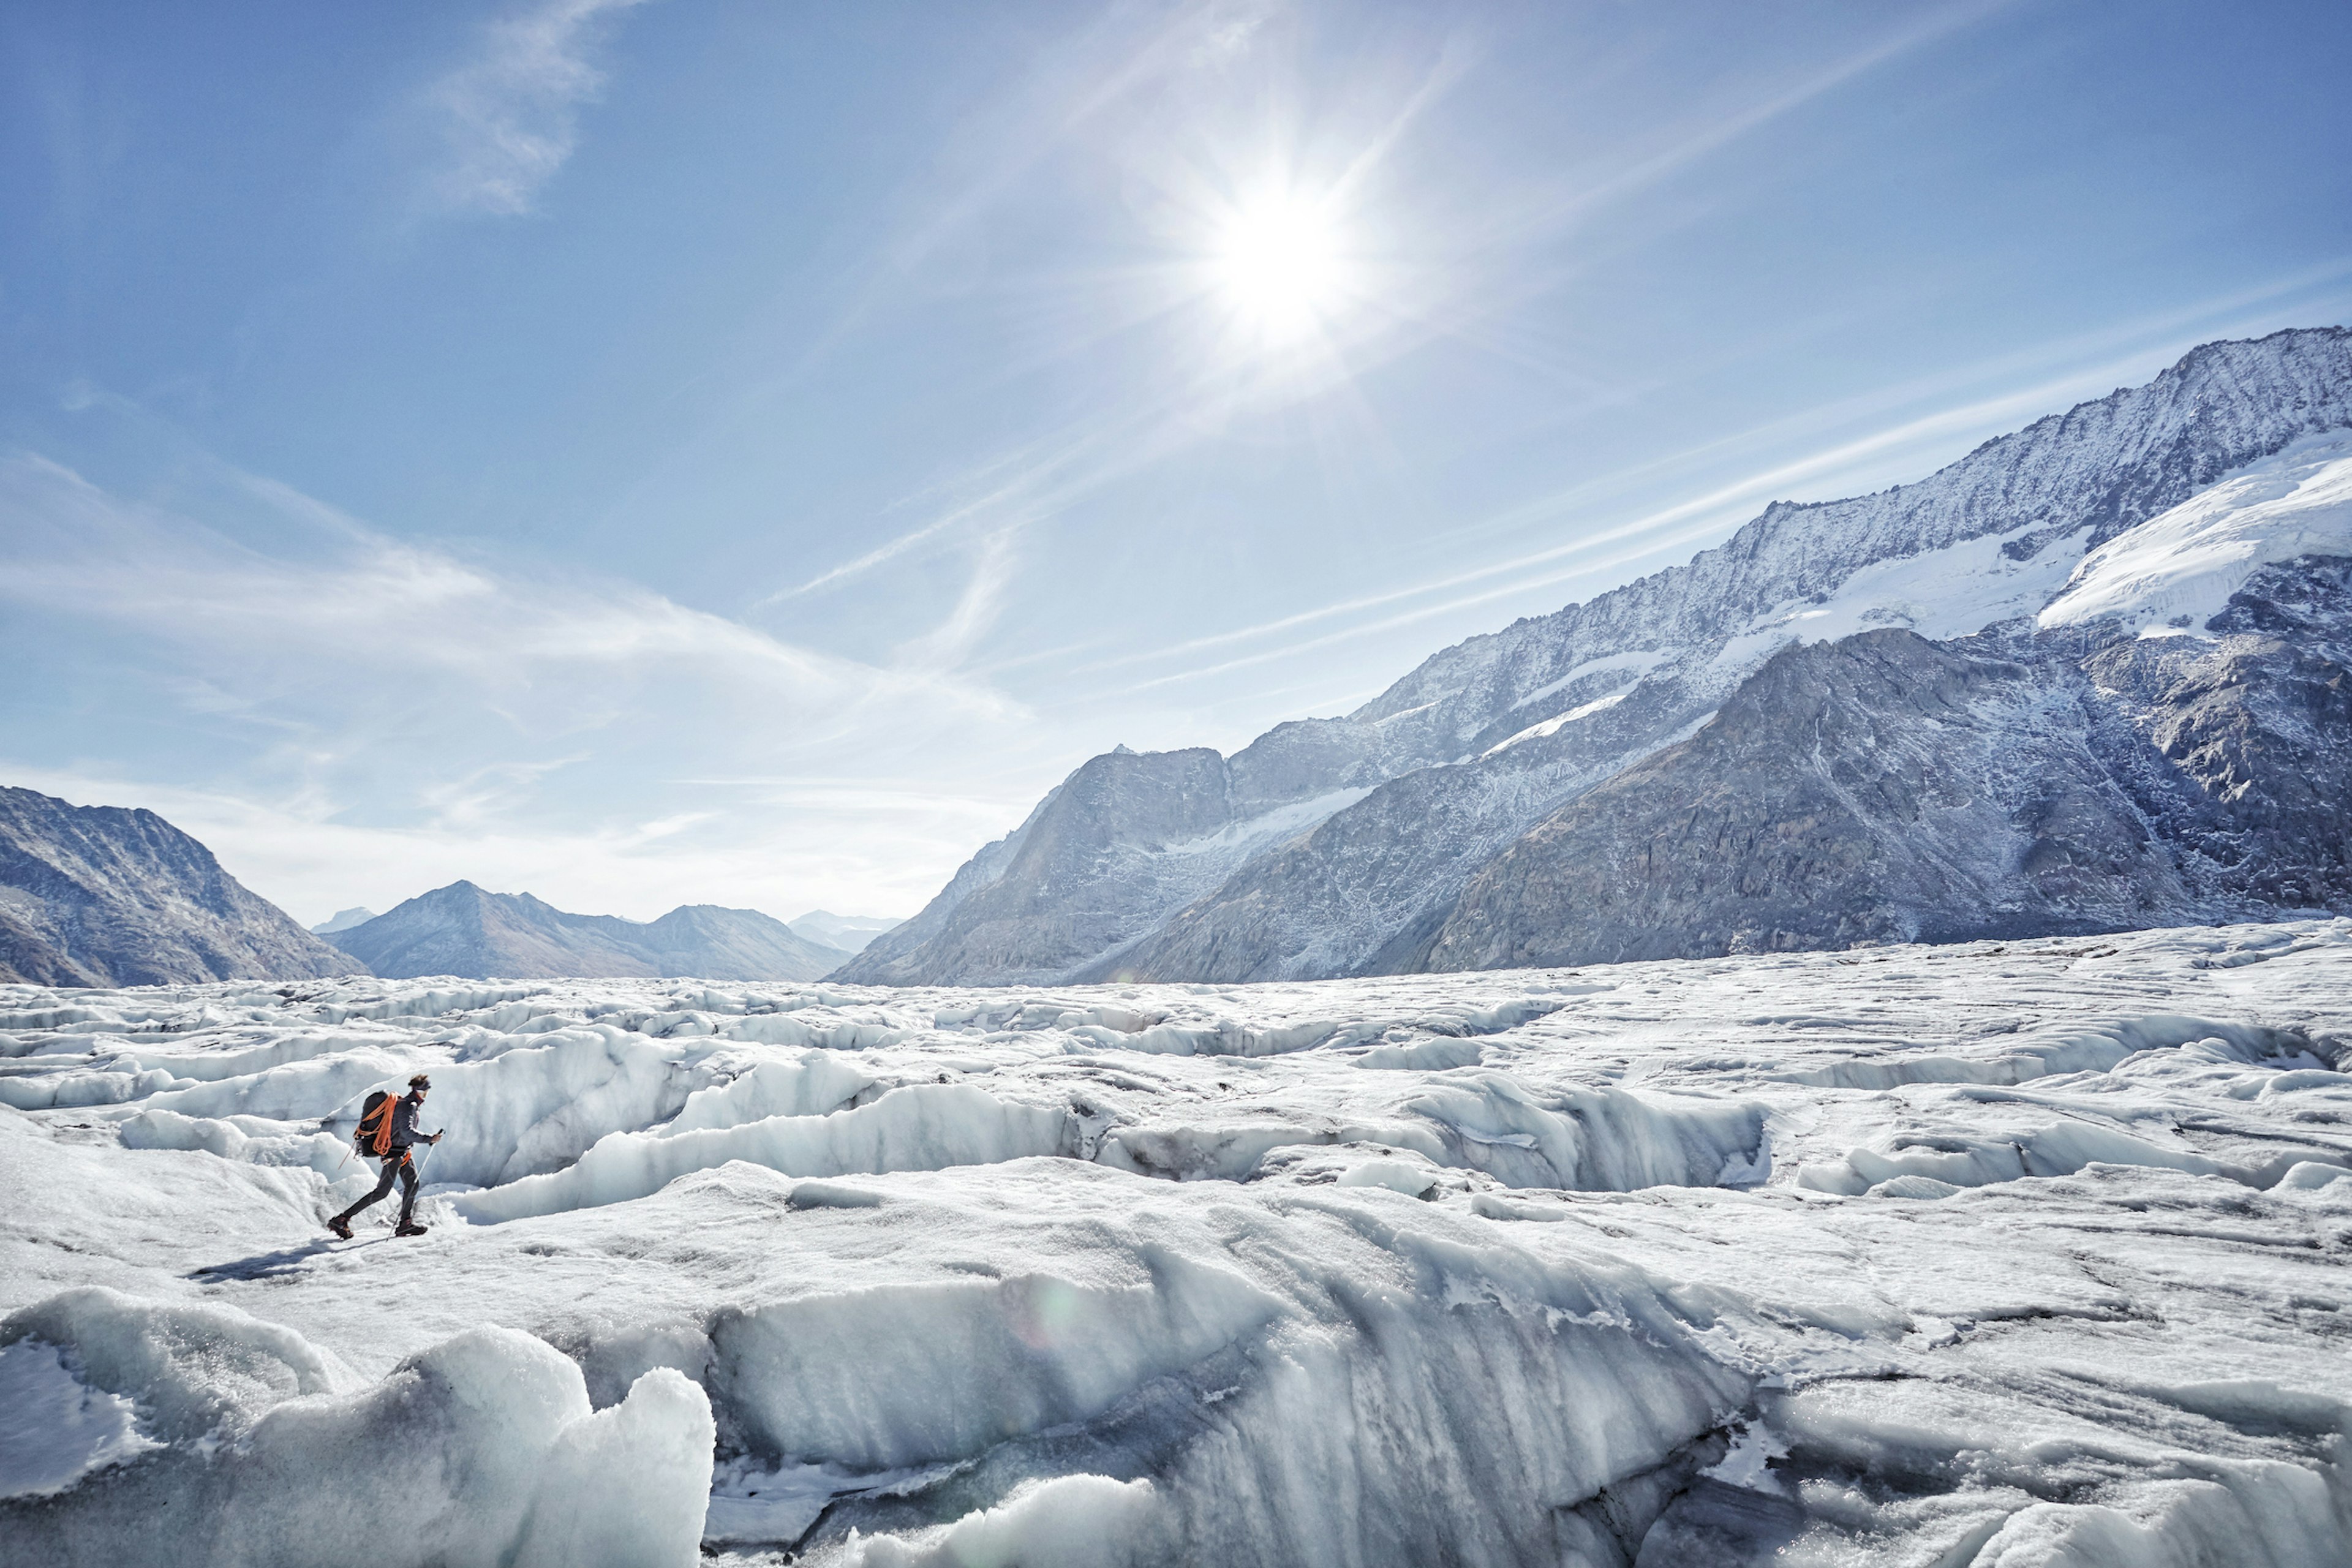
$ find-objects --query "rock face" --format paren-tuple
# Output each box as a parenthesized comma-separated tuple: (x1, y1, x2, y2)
(325, 882, 851, 981)
(0, 788, 364, 987)
(2085, 554, 2352, 909)
(842, 327, 2352, 985)
(1418, 629, 2180, 970)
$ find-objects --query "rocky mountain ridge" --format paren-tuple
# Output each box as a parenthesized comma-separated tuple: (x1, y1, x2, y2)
(843, 326, 2352, 985)
(1422, 557, 2352, 970)
(0, 788, 363, 987)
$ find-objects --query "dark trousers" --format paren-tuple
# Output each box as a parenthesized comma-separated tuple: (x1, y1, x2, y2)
(336, 1150, 418, 1227)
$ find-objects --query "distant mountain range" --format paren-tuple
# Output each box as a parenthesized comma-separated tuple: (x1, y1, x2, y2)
(843, 326, 2352, 986)
(0, 791, 894, 989)
(787, 910, 902, 954)
(322, 881, 857, 981)
(20, 330, 2346, 993)
(0, 787, 361, 987)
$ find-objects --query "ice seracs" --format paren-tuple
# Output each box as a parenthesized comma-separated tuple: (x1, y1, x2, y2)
(3, 918, 2348, 1564)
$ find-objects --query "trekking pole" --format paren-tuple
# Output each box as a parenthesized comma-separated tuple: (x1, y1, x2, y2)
(328, 1101, 374, 1175)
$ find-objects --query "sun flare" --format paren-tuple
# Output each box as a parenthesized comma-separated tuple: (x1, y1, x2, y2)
(1210, 190, 1349, 337)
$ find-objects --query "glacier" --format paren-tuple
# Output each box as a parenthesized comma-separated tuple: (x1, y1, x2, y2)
(2040, 429, 2352, 634)
(4, 919, 2350, 1565)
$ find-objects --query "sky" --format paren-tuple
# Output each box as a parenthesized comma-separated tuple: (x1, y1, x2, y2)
(2, 0, 2349, 928)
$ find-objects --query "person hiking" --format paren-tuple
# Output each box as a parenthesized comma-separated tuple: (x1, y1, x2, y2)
(330, 1074, 443, 1239)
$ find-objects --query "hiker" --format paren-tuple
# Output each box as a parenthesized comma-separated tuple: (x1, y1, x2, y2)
(330, 1073, 443, 1239)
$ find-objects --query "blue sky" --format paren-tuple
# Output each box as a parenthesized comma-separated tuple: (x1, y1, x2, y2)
(3, 0, 2348, 926)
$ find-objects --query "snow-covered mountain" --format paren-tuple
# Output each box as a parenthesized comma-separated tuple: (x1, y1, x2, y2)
(326, 882, 853, 981)
(0, 787, 363, 987)
(309, 907, 377, 935)
(843, 327, 2352, 986)
(786, 910, 903, 955)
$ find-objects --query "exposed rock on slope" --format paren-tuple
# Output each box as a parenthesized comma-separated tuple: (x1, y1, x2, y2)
(326, 882, 851, 981)
(0, 788, 363, 987)
(843, 327, 2352, 985)
(844, 726, 1387, 986)
(2084, 554, 2352, 908)
(1418, 630, 2190, 970)
(1080, 682, 1713, 984)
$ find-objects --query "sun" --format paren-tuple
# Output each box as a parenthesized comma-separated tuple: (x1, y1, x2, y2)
(1209, 189, 1349, 339)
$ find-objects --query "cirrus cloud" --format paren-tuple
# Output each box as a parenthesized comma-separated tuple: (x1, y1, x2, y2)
(426, 0, 657, 216)
(0, 448, 1057, 922)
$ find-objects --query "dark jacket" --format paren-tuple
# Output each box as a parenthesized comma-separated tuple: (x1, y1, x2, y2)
(385, 1093, 433, 1150)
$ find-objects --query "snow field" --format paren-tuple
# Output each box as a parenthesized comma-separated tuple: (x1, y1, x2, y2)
(1, 917, 2349, 1565)
(2040, 429, 2352, 633)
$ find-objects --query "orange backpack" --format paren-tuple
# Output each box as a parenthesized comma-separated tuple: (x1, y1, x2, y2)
(355, 1091, 398, 1157)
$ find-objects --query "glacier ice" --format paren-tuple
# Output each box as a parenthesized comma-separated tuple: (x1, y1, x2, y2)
(2, 918, 2350, 1564)
(0, 1339, 155, 1499)
(0, 1291, 713, 1567)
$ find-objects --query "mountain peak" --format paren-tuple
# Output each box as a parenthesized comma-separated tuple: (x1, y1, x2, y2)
(328, 885, 850, 981)
(0, 786, 364, 986)
(786, 910, 904, 955)
(842, 326, 2352, 987)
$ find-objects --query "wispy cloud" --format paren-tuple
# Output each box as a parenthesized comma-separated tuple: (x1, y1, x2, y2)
(0, 448, 1065, 920)
(763, 426, 1102, 606)
(1046, 251, 2352, 704)
(752, 0, 2012, 638)
(0, 446, 1036, 777)
(0, 453, 1044, 770)
(892, 529, 1025, 675)
(426, 0, 654, 216)
(1480, 0, 2017, 252)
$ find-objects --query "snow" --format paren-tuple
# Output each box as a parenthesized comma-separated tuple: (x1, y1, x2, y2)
(1705, 512, 2094, 677)
(831, 1474, 1165, 1568)
(2040, 429, 2352, 632)
(2, 919, 2350, 1564)
(1480, 689, 1629, 758)
(1159, 785, 1376, 858)
(1506, 647, 1672, 713)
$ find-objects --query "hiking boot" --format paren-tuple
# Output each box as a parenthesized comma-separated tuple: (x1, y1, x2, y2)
(394, 1223, 429, 1237)
(328, 1216, 353, 1240)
